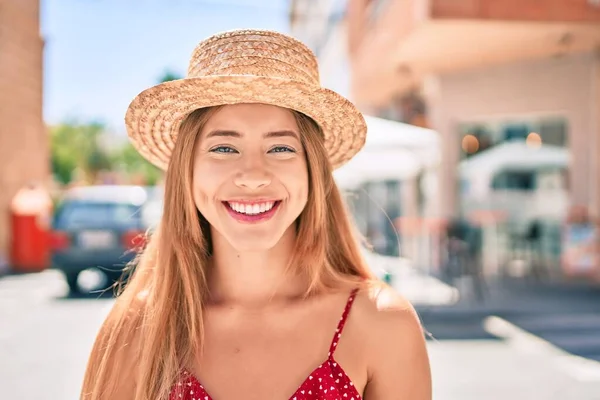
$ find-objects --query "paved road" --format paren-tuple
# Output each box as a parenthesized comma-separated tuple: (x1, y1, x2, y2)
(1, 270, 599, 399)
(496, 282, 600, 363)
(0, 270, 112, 399)
(428, 339, 600, 400)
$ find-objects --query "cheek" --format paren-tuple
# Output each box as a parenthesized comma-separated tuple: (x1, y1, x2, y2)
(280, 161, 309, 202)
(192, 162, 223, 208)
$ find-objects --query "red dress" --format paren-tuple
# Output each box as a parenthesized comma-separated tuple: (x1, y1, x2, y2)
(169, 289, 362, 400)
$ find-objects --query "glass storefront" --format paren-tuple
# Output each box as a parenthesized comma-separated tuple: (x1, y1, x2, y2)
(457, 115, 570, 277)
(344, 180, 403, 257)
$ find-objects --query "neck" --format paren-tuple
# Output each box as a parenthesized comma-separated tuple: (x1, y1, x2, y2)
(206, 226, 308, 307)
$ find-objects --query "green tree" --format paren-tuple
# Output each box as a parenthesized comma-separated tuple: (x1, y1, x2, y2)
(111, 142, 162, 186)
(50, 70, 180, 186)
(50, 120, 112, 184)
(158, 69, 183, 83)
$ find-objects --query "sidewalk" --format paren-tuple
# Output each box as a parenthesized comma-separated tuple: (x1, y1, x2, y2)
(365, 250, 460, 307)
(375, 248, 600, 314)
(428, 340, 600, 400)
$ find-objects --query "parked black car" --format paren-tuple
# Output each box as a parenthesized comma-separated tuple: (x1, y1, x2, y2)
(50, 185, 162, 294)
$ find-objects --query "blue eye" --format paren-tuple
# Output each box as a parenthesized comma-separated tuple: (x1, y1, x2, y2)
(269, 146, 295, 153)
(210, 146, 238, 154)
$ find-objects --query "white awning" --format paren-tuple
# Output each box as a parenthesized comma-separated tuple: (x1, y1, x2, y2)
(459, 141, 569, 177)
(334, 148, 422, 189)
(334, 116, 440, 189)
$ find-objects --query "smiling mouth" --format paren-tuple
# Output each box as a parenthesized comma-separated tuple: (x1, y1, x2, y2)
(222, 200, 282, 222)
(224, 200, 279, 214)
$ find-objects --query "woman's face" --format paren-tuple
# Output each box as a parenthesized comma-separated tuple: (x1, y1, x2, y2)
(192, 104, 309, 251)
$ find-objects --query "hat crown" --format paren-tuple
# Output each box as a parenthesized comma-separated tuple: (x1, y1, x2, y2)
(187, 30, 320, 86)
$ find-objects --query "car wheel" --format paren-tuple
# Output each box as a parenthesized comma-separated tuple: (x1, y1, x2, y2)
(64, 271, 80, 294)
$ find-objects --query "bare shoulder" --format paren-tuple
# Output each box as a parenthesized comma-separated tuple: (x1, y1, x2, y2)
(352, 283, 422, 332)
(351, 283, 425, 351)
(351, 283, 432, 400)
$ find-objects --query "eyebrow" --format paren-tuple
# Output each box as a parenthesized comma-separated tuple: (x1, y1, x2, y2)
(205, 129, 300, 141)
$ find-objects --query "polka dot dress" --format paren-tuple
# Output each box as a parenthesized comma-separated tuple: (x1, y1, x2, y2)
(169, 289, 362, 400)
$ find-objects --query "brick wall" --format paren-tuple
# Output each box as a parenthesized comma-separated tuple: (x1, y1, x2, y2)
(0, 0, 48, 259)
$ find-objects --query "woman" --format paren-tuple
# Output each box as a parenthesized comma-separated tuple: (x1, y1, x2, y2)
(81, 29, 431, 400)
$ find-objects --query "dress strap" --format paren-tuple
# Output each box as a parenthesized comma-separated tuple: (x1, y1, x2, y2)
(328, 288, 359, 358)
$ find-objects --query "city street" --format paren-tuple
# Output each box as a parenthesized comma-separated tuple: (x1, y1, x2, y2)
(1, 270, 600, 399)
(0, 270, 111, 399)
(2, 1, 600, 399)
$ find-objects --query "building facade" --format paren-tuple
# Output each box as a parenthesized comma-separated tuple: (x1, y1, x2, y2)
(0, 0, 48, 260)
(343, 0, 600, 219)
(290, 1, 437, 260)
(290, 1, 600, 278)
(291, 0, 600, 215)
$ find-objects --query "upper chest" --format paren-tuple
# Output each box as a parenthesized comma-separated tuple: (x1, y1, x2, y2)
(185, 293, 367, 400)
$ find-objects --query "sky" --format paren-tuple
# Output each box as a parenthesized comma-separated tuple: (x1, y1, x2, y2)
(41, 0, 291, 137)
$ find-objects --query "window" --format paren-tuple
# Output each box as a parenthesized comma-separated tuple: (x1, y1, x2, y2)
(54, 202, 141, 230)
(539, 118, 568, 147)
(503, 124, 531, 142)
(458, 116, 568, 160)
(491, 171, 535, 191)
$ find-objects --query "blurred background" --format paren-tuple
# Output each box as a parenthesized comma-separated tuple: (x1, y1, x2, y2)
(1, 0, 600, 398)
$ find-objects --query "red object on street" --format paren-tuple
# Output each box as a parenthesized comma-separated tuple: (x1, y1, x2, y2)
(121, 229, 147, 251)
(49, 230, 71, 251)
(9, 184, 53, 273)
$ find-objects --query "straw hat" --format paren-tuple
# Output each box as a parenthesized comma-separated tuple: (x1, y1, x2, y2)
(125, 29, 367, 170)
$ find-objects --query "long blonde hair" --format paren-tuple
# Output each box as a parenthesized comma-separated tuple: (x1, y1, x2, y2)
(80, 107, 376, 400)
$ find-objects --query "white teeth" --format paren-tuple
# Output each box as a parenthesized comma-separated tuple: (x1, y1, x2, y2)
(228, 201, 275, 215)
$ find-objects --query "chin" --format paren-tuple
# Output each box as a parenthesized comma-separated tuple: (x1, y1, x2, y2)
(226, 235, 283, 252)
(208, 209, 299, 253)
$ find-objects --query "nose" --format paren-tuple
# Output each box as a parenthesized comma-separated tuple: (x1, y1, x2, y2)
(233, 162, 272, 190)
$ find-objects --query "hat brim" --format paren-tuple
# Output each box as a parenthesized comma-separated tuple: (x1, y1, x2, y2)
(125, 75, 366, 171)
